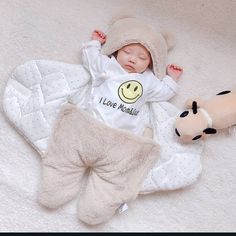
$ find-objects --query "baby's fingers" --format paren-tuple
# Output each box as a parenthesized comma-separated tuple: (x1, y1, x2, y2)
(169, 64, 183, 71)
(94, 30, 106, 39)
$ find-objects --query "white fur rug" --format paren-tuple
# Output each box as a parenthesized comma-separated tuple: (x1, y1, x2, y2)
(0, 0, 236, 232)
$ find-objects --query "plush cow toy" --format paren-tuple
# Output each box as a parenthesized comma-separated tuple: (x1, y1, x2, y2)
(175, 89, 236, 142)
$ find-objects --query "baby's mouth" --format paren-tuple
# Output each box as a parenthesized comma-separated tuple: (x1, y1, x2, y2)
(124, 65, 135, 72)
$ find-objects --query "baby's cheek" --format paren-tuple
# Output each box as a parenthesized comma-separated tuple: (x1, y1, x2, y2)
(143, 61, 150, 70)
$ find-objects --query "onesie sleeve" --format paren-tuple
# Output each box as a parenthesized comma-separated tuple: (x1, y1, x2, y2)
(147, 75, 179, 102)
(81, 40, 111, 79)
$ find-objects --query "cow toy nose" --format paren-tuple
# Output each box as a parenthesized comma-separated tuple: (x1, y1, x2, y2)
(175, 128, 180, 137)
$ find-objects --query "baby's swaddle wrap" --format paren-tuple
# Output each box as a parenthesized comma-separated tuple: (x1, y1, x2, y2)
(39, 103, 159, 225)
(3, 59, 203, 194)
(2, 59, 203, 224)
(2, 17, 204, 224)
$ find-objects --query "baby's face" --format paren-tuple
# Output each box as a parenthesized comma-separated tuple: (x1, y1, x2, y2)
(116, 43, 151, 73)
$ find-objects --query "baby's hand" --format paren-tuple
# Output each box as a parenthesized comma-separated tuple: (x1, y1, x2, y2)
(92, 30, 107, 44)
(167, 64, 183, 82)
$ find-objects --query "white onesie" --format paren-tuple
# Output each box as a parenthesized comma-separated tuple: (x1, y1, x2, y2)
(82, 40, 179, 135)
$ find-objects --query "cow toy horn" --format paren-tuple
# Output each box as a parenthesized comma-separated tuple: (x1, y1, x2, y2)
(192, 101, 198, 114)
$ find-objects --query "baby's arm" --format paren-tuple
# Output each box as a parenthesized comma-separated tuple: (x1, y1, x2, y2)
(82, 30, 109, 78)
(147, 68, 182, 102)
(151, 64, 183, 101)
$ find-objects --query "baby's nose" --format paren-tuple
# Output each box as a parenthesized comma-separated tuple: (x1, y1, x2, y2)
(129, 57, 136, 63)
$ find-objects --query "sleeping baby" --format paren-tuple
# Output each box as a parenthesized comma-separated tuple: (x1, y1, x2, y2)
(37, 18, 199, 225)
(82, 21, 183, 137)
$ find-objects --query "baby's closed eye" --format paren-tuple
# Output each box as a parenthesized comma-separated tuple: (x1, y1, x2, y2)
(123, 49, 131, 54)
(139, 56, 148, 60)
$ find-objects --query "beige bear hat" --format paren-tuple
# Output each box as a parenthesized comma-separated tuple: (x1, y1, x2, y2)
(101, 17, 175, 80)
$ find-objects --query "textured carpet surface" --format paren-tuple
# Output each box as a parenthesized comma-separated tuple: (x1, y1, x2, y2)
(0, 0, 236, 232)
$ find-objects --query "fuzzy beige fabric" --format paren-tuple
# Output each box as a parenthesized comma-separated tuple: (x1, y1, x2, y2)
(101, 17, 175, 80)
(39, 103, 159, 225)
(1, 0, 236, 232)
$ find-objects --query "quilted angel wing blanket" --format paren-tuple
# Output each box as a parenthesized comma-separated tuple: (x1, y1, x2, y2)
(2, 59, 204, 194)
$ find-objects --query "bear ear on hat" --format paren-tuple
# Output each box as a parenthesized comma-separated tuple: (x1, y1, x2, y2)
(161, 31, 176, 51)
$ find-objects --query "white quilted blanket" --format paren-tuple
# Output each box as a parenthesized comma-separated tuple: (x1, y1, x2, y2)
(2, 59, 204, 194)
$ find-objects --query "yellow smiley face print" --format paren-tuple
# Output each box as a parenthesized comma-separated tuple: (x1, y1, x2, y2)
(118, 80, 143, 104)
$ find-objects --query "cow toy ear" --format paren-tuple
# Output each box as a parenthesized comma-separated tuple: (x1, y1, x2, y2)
(203, 128, 217, 134)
